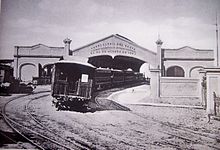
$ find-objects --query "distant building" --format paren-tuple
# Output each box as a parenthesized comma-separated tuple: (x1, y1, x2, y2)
(13, 35, 215, 82)
(156, 39, 214, 78)
(14, 44, 64, 81)
(14, 34, 156, 82)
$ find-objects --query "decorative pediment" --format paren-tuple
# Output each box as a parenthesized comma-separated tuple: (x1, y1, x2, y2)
(31, 44, 50, 50)
(16, 43, 64, 57)
(164, 46, 214, 60)
(72, 34, 155, 63)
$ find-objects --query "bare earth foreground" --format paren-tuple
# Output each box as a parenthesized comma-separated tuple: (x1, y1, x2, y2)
(1, 85, 220, 149)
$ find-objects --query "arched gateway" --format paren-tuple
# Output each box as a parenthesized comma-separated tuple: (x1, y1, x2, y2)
(73, 34, 156, 72)
(14, 34, 156, 82)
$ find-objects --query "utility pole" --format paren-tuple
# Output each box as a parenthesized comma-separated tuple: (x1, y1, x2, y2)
(216, 13, 219, 66)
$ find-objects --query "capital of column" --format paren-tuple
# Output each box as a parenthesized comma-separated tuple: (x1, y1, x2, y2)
(63, 38, 72, 44)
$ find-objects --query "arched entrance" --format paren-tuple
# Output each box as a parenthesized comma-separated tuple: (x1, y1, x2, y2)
(189, 66, 204, 78)
(167, 66, 185, 77)
(88, 55, 113, 68)
(139, 63, 151, 78)
(19, 63, 37, 82)
(88, 55, 145, 72)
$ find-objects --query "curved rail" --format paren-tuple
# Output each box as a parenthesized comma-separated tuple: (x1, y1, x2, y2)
(94, 87, 220, 149)
(1, 91, 80, 150)
(1, 93, 45, 149)
(25, 94, 93, 150)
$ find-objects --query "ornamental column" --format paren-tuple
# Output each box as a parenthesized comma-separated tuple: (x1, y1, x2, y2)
(150, 68, 160, 98)
(63, 38, 72, 56)
(156, 37, 163, 75)
(205, 67, 220, 115)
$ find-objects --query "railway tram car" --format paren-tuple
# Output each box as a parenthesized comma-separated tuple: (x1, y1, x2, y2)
(51, 57, 148, 111)
(94, 68, 112, 90)
(51, 59, 96, 111)
(124, 69, 136, 83)
(134, 72, 145, 82)
(111, 69, 124, 86)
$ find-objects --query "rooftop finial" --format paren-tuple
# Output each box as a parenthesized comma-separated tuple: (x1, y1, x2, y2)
(156, 33, 163, 45)
(63, 38, 72, 44)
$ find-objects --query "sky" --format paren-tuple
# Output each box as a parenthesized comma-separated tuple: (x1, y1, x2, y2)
(0, 0, 220, 60)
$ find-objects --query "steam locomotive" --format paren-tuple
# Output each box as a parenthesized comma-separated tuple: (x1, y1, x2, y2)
(51, 59, 147, 111)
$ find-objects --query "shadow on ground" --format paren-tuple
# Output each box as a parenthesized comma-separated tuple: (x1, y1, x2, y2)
(88, 98, 130, 112)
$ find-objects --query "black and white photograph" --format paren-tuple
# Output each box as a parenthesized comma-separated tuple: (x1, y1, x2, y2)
(0, 0, 220, 149)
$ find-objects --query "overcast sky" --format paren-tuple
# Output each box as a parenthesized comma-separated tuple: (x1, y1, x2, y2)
(0, 0, 220, 59)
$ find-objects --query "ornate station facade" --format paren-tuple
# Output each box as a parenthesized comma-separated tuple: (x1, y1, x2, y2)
(14, 34, 215, 82)
(14, 34, 157, 82)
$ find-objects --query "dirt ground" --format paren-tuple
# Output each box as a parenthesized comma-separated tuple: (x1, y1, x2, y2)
(28, 86, 220, 150)
(1, 85, 220, 149)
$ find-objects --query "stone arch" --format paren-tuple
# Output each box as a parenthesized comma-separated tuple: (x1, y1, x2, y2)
(19, 63, 37, 82)
(88, 55, 113, 68)
(113, 55, 145, 72)
(166, 66, 185, 77)
(189, 66, 204, 78)
(140, 62, 151, 78)
(88, 55, 145, 72)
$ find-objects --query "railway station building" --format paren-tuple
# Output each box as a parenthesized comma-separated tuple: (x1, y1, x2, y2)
(13, 34, 214, 82)
(160, 46, 214, 78)
(14, 34, 157, 82)
(12, 34, 220, 118)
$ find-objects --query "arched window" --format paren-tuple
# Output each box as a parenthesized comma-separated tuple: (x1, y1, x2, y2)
(189, 66, 204, 78)
(167, 66, 184, 77)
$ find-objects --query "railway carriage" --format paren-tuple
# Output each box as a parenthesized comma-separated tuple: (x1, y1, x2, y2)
(51, 60, 96, 110)
(124, 70, 136, 83)
(111, 69, 124, 86)
(94, 68, 112, 90)
(51, 58, 148, 111)
(134, 72, 145, 82)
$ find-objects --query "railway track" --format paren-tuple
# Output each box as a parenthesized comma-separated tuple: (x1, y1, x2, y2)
(1, 91, 92, 150)
(130, 111, 220, 150)
(94, 88, 220, 149)
(26, 94, 94, 150)
(2, 85, 219, 149)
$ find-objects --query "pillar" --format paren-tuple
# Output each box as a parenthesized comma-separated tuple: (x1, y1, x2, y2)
(205, 67, 220, 115)
(14, 46, 19, 79)
(63, 38, 72, 56)
(156, 38, 163, 71)
(198, 69, 206, 108)
(150, 68, 160, 98)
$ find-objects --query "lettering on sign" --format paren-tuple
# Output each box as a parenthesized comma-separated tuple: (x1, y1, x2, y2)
(90, 42, 136, 55)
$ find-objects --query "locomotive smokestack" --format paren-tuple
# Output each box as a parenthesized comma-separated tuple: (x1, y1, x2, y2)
(63, 38, 72, 56)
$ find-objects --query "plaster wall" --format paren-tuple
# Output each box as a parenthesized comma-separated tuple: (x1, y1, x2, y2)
(205, 68, 220, 114)
(164, 60, 214, 77)
(160, 77, 200, 97)
(14, 45, 64, 56)
(164, 47, 213, 59)
(14, 56, 60, 80)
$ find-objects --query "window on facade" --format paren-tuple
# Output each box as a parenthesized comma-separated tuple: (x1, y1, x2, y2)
(167, 66, 184, 77)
